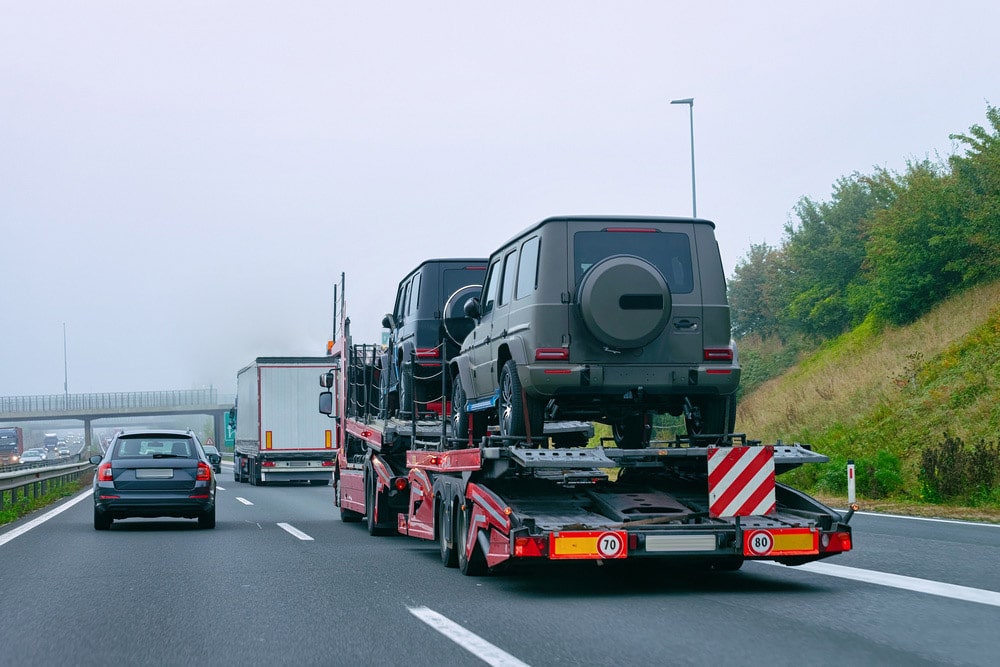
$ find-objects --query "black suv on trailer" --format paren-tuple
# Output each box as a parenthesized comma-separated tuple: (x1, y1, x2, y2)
(450, 216, 740, 446)
(380, 258, 486, 418)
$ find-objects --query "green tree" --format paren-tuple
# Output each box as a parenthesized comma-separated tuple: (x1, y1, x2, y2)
(949, 104, 1000, 285)
(729, 242, 784, 339)
(865, 161, 968, 325)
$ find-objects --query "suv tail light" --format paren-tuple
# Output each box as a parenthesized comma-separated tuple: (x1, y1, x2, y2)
(704, 348, 734, 361)
(98, 462, 113, 482)
(535, 348, 569, 361)
(196, 461, 212, 481)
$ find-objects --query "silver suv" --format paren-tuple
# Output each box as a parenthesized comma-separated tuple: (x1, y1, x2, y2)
(450, 216, 740, 447)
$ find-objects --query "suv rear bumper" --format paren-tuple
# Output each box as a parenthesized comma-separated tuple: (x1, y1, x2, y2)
(522, 363, 740, 399)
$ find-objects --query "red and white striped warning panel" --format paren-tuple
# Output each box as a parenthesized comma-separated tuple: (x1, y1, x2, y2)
(707, 446, 776, 518)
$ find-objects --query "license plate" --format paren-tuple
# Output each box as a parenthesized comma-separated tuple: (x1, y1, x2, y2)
(136, 469, 174, 479)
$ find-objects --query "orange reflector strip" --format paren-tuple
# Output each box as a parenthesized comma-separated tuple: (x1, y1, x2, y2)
(325, 430, 332, 449)
(743, 528, 818, 557)
(265, 431, 272, 449)
(549, 531, 627, 560)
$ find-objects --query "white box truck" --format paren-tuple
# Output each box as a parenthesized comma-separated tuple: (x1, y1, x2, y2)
(232, 357, 337, 485)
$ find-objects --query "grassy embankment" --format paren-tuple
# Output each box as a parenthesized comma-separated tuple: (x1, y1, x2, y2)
(0, 474, 91, 526)
(737, 279, 1000, 519)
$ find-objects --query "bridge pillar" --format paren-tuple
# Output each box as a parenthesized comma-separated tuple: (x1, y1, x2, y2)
(84, 418, 93, 455)
(212, 412, 225, 453)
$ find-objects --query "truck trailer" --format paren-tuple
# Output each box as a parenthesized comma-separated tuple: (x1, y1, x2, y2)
(0, 426, 24, 465)
(318, 275, 853, 575)
(232, 357, 337, 485)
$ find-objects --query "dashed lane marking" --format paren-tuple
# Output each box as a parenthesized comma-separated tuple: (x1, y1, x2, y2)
(408, 606, 530, 667)
(277, 522, 314, 541)
(236, 497, 254, 506)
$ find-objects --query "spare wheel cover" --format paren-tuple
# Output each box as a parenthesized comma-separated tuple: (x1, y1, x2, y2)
(577, 255, 671, 348)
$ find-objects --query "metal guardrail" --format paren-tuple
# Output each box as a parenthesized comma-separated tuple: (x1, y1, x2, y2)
(0, 460, 93, 511)
(0, 389, 235, 415)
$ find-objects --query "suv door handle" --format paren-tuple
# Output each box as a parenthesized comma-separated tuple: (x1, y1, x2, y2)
(673, 319, 698, 331)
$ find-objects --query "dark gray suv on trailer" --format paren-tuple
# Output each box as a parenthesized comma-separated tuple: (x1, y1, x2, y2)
(380, 258, 486, 418)
(450, 216, 740, 446)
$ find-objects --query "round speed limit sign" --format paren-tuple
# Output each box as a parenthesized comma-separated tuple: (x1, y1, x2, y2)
(597, 532, 625, 559)
(746, 530, 774, 555)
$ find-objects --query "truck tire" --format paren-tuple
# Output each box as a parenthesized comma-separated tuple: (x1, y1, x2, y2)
(366, 478, 390, 536)
(438, 499, 458, 568)
(457, 503, 487, 576)
(498, 360, 544, 444)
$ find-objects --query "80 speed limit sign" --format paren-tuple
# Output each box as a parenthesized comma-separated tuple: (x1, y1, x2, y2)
(745, 530, 774, 556)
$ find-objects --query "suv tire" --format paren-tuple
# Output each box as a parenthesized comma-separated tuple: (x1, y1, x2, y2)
(612, 414, 652, 449)
(498, 360, 544, 444)
(451, 372, 485, 443)
(686, 395, 737, 439)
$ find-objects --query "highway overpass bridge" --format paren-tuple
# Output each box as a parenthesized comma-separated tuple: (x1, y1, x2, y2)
(0, 389, 235, 452)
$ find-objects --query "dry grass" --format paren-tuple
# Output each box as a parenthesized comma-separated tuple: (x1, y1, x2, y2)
(738, 280, 1000, 444)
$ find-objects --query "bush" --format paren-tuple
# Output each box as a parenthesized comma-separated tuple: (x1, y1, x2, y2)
(920, 434, 1000, 503)
(815, 450, 904, 499)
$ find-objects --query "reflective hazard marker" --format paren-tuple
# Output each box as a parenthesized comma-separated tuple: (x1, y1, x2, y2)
(707, 445, 776, 518)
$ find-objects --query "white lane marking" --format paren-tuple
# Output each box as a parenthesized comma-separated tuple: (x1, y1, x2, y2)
(0, 490, 91, 548)
(838, 510, 1000, 528)
(760, 561, 1000, 608)
(236, 497, 254, 506)
(277, 523, 314, 541)
(408, 606, 530, 667)
(216, 486, 226, 491)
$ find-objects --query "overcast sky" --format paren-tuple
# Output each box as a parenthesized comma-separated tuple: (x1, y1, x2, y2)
(2, 1, 996, 397)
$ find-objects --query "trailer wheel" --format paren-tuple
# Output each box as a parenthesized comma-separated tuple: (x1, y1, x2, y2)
(457, 503, 487, 576)
(367, 479, 390, 536)
(438, 500, 458, 568)
(711, 557, 744, 572)
(498, 360, 544, 445)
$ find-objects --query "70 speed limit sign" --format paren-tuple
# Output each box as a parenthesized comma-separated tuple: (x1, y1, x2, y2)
(597, 532, 625, 558)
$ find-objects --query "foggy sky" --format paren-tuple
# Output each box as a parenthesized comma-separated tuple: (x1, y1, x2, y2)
(2, 1, 996, 396)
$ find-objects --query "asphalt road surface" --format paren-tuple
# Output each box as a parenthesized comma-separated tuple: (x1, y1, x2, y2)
(2, 466, 998, 666)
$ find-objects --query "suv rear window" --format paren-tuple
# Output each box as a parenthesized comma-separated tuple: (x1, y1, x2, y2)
(115, 437, 196, 458)
(574, 229, 694, 294)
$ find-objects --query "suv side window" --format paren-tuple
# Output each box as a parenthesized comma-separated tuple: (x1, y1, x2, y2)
(515, 236, 540, 300)
(481, 260, 501, 315)
(410, 272, 421, 314)
(499, 250, 518, 306)
(396, 280, 410, 320)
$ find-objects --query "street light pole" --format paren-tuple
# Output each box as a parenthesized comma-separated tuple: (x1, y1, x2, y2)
(670, 97, 697, 218)
(63, 322, 68, 400)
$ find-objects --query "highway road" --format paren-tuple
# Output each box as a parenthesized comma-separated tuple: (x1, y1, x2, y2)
(2, 464, 998, 666)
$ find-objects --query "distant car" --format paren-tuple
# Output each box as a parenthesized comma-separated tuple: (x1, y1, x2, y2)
(90, 429, 216, 530)
(20, 449, 47, 463)
(57, 446, 71, 457)
(202, 445, 222, 473)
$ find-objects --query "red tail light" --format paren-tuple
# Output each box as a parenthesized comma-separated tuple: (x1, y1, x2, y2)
(514, 536, 548, 557)
(393, 477, 409, 492)
(535, 348, 569, 361)
(196, 461, 212, 481)
(415, 348, 440, 359)
(820, 531, 852, 553)
(704, 348, 734, 361)
(262, 460, 276, 467)
(321, 460, 334, 467)
(603, 227, 658, 233)
(98, 462, 113, 482)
